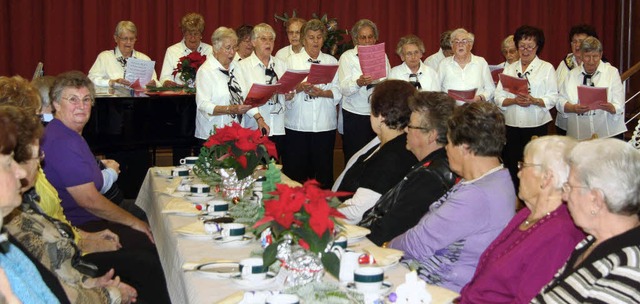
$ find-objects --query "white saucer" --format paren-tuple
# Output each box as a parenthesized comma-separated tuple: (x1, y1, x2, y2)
(177, 232, 213, 240)
(185, 194, 214, 203)
(190, 192, 211, 197)
(212, 234, 253, 247)
(345, 281, 393, 295)
(347, 235, 366, 243)
(196, 262, 240, 279)
(232, 273, 277, 290)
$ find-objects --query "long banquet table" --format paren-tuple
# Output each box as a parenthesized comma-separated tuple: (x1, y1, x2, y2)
(134, 168, 459, 303)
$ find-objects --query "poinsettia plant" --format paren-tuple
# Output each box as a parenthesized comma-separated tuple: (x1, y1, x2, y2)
(172, 51, 207, 89)
(193, 122, 278, 181)
(254, 180, 350, 278)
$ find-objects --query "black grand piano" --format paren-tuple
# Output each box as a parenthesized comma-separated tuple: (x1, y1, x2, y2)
(84, 87, 198, 198)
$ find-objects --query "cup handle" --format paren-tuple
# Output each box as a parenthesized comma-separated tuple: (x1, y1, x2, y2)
(179, 159, 186, 165)
(241, 265, 251, 277)
(331, 245, 344, 258)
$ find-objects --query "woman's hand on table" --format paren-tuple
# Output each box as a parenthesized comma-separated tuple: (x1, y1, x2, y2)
(109, 78, 131, 87)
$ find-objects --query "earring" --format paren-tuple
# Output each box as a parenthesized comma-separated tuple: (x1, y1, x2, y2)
(590, 210, 597, 216)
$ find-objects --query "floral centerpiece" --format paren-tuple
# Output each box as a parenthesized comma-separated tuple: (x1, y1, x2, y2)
(254, 180, 350, 281)
(275, 11, 352, 58)
(172, 51, 207, 90)
(193, 122, 278, 197)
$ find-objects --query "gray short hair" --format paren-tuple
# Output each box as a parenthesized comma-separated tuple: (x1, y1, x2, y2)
(566, 138, 640, 215)
(351, 19, 379, 45)
(396, 35, 425, 57)
(211, 27, 238, 52)
(501, 35, 515, 50)
(524, 136, 578, 189)
(114, 20, 137, 37)
(251, 23, 276, 41)
(450, 28, 474, 44)
(50, 71, 95, 114)
(579, 36, 603, 54)
(408, 92, 455, 145)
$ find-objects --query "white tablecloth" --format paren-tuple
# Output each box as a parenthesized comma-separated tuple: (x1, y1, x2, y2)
(134, 168, 459, 303)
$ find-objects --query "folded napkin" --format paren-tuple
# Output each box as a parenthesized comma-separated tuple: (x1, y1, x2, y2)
(217, 291, 245, 304)
(340, 224, 371, 240)
(363, 245, 404, 267)
(162, 198, 199, 215)
(175, 221, 206, 236)
(181, 258, 236, 271)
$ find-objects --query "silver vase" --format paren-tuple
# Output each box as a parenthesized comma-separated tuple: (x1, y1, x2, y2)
(276, 239, 325, 287)
(217, 167, 255, 200)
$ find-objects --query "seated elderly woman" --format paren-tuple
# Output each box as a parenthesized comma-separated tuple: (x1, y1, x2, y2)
(438, 28, 495, 105)
(337, 80, 418, 224)
(388, 102, 516, 292)
(389, 35, 440, 91)
(339, 18, 392, 162)
(2, 105, 138, 304)
(160, 13, 213, 87)
(0, 106, 62, 303)
(275, 17, 306, 61)
(88, 20, 158, 88)
(557, 36, 626, 140)
(41, 71, 153, 248)
(0, 75, 120, 255)
(359, 92, 457, 245)
(532, 138, 640, 303)
(195, 27, 252, 142)
(457, 136, 584, 303)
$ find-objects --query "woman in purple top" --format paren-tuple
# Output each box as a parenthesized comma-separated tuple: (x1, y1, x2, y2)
(457, 136, 584, 303)
(41, 71, 153, 246)
(389, 102, 516, 292)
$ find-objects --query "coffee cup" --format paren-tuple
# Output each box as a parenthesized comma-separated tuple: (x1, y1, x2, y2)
(266, 294, 300, 304)
(221, 223, 245, 241)
(332, 235, 348, 250)
(239, 258, 266, 281)
(179, 156, 199, 168)
(190, 183, 210, 197)
(207, 199, 229, 216)
(171, 167, 189, 177)
(354, 267, 384, 293)
(338, 251, 362, 282)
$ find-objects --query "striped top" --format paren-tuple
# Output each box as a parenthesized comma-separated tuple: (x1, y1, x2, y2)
(532, 226, 640, 303)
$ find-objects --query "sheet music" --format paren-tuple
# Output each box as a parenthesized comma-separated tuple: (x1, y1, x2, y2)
(244, 83, 281, 107)
(499, 73, 529, 95)
(577, 85, 607, 110)
(447, 88, 477, 103)
(489, 65, 503, 85)
(307, 64, 338, 85)
(358, 43, 387, 80)
(276, 69, 309, 93)
(124, 58, 155, 86)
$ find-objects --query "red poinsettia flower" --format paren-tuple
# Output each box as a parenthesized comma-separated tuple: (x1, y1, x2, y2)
(298, 239, 310, 250)
(236, 154, 247, 168)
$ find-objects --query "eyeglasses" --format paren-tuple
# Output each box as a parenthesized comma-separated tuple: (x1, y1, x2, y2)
(117, 36, 137, 43)
(406, 124, 430, 131)
(62, 96, 92, 106)
(222, 44, 238, 53)
(517, 161, 541, 170)
(403, 50, 422, 58)
(518, 45, 537, 52)
(452, 39, 471, 45)
(185, 31, 202, 39)
(562, 182, 589, 193)
(258, 36, 275, 43)
(286, 30, 300, 35)
(503, 48, 518, 55)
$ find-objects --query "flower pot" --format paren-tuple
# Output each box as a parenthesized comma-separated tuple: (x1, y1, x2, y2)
(217, 167, 255, 200)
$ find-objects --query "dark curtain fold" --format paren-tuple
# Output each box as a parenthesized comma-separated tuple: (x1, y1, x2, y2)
(0, 0, 620, 78)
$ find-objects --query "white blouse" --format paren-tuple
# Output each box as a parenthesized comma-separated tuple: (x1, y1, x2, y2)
(194, 57, 242, 139)
(389, 62, 440, 92)
(557, 62, 626, 140)
(88, 48, 158, 87)
(159, 41, 213, 85)
(284, 50, 342, 132)
(338, 47, 391, 115)
(234, 53, 287, 136)
(494, 56, 558, 128)
(437, 54, 495, 105)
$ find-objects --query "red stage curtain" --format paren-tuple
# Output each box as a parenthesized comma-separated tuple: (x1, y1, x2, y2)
(0, 0, 620, 79)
